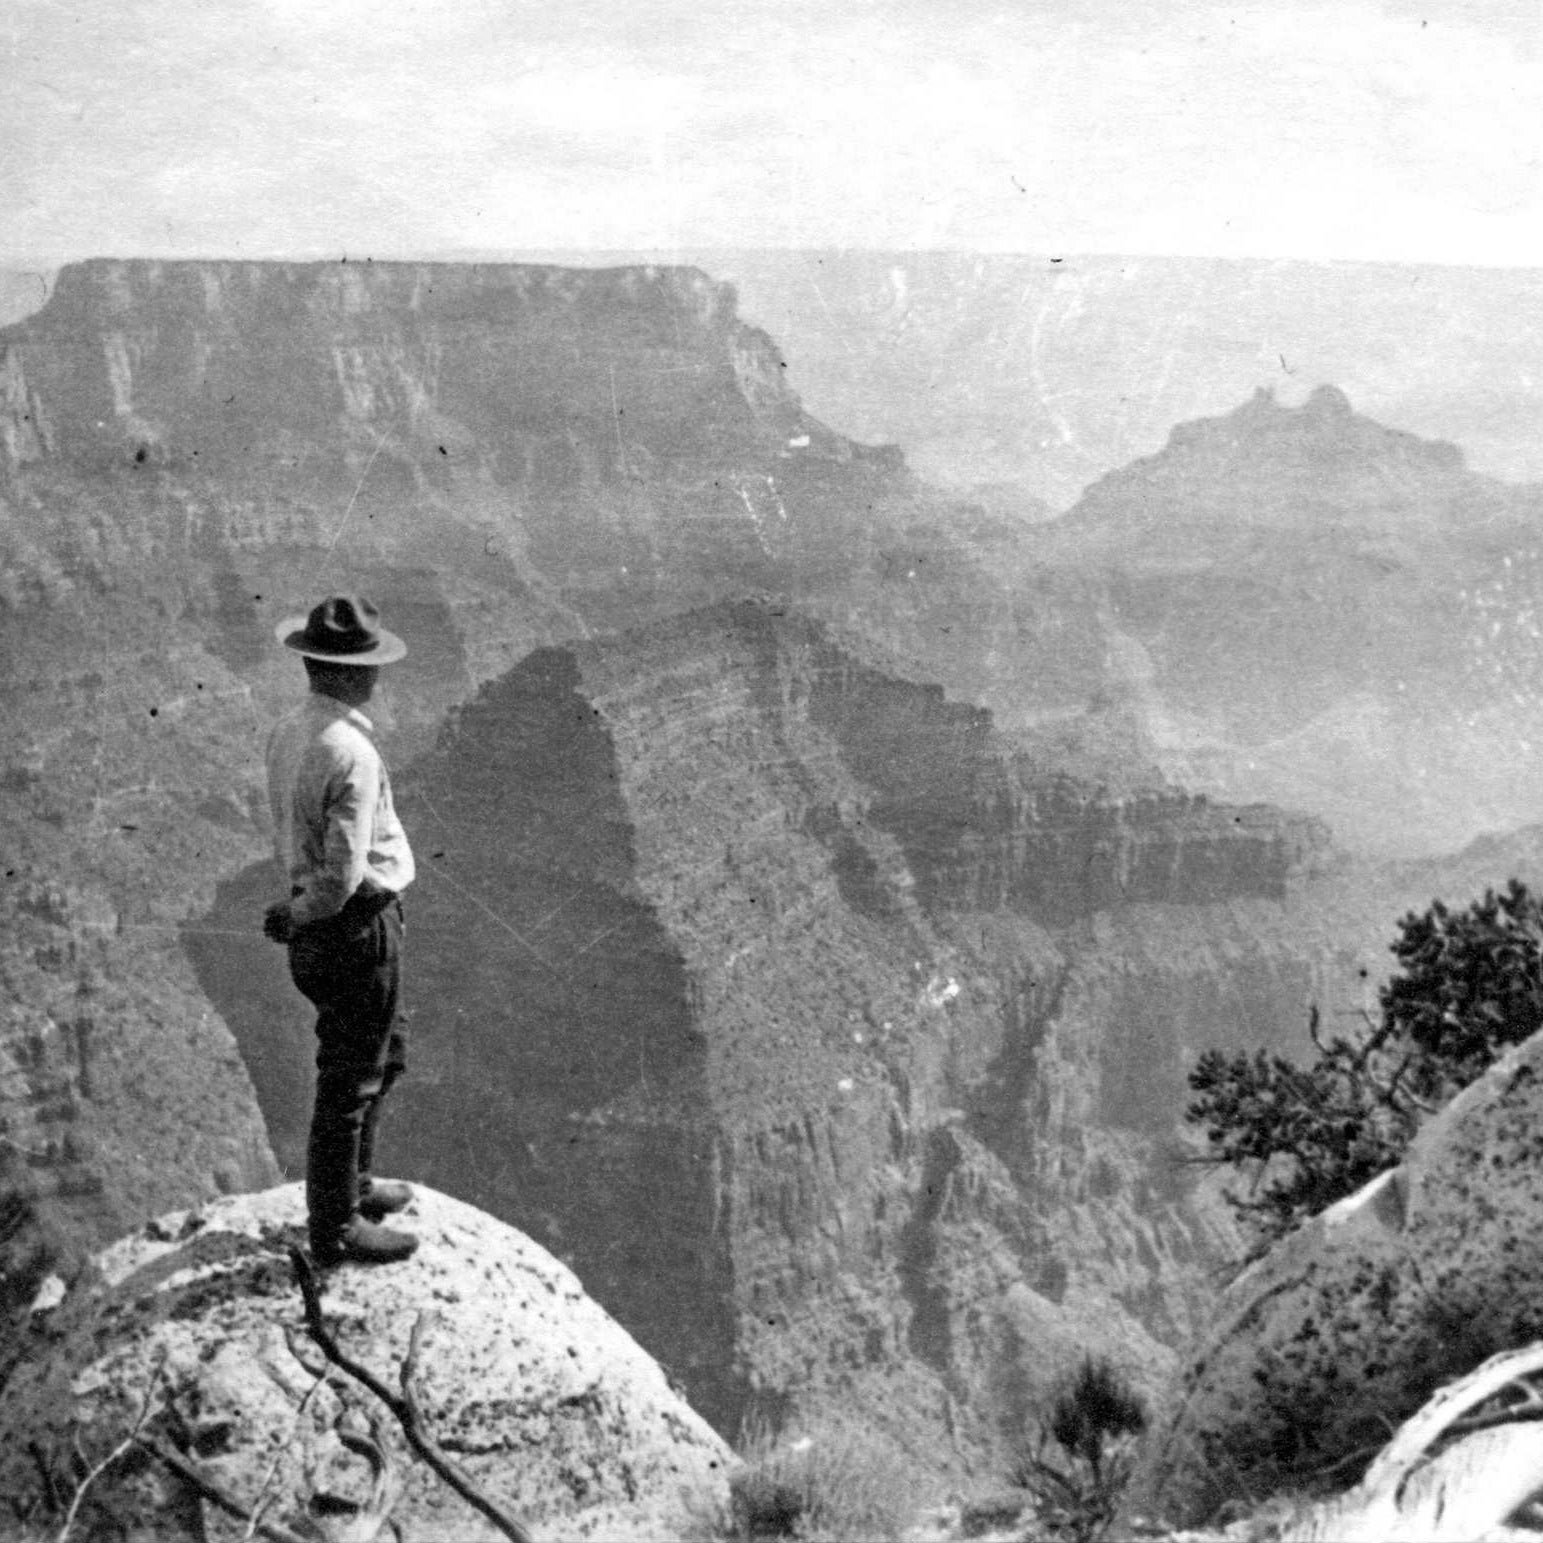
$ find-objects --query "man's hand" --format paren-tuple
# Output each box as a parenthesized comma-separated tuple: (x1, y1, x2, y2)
(262, 901, 296, 944)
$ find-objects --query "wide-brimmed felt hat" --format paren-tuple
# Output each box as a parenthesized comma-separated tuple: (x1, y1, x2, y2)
(275, 594, 407, 664)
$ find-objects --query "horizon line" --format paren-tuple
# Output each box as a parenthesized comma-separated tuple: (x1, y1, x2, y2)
(6, 249, 1543, 274)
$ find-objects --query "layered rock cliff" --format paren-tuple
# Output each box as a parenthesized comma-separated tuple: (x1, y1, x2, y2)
(0, 257, 1092, 771)
(0, 257, 965, 1374)
(3, 258, 1530, 1493)
(0, 258, 818, 478)
(0, 867, 277, 1374)
(187, 601, 1360, 1465)
(1001, 386, 1543, 855)
(0, 258, 906, 625)
(7, 265, 1540, 861)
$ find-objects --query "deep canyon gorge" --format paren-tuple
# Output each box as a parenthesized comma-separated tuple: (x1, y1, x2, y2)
(4, 258, 1541, 1481)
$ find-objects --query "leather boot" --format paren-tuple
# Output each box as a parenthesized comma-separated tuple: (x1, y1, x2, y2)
(359, 1177, 413, 1220)
(314, 1215, 419, 1267)
(308, 1072, 417, 1266)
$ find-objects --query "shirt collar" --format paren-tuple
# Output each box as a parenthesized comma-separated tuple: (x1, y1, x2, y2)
(306, 692, 374, 735)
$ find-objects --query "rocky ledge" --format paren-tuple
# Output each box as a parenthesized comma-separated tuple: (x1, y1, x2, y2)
(0, 1184, 732, 1541)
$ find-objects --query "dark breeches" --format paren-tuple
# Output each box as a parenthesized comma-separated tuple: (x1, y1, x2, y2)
(286, 893, 407, 1235)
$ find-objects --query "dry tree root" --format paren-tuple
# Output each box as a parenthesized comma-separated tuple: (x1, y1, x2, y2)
(320, 1407, 403, 1542)
(137, 1408, 402, 1543)
(244, 1361, 332, 1540)
(1284, 1341, 1543, 1542)
(45, 1247, 536, 1542)
(287, 1245, 534, 1543)
(53, 1348, 168, 1542)
(133, 1434, 314, 1543)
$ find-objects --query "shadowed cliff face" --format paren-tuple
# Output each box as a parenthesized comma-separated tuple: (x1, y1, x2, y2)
(192, 601, 1354, 1458)
(0, 871, 277, 1366)
(0, 256, 1020, 1410)
(394, 646, 739, 1423)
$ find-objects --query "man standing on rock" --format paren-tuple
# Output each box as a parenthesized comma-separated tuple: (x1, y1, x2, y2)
(262, 595, 419, 1267)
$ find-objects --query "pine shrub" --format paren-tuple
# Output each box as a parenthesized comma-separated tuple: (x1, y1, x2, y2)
(1187, 880, 1543, 1244)
(1012, 1355, 1147, 1543)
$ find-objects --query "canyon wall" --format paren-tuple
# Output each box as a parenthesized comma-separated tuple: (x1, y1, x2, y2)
(0, 257, 906, 624)
(0, 868, 277, 1368)
(8, 263, 1542, 859)
(397, 602, 1349, 1453)
(1012, 386, 1543, 855)
(193, 600, 1362, 1464)
(3, 260, 1531, 1481)
(0, 257, 1099, 1371)
(0, 258, 1099, 746)
(0, 257, 945, 1364)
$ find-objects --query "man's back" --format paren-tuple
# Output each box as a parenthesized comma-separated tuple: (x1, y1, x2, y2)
(266, 694, 413, 928)
(264, 593, 420, 1268)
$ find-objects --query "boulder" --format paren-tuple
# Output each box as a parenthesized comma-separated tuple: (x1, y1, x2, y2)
(1142, 1028, 1543, 1526)
(0, 1184, 733, 1540)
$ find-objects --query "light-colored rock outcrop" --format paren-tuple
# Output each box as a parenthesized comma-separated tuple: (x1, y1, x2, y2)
(0, 1184, 732, 1541)
(1143, 1028, 1543, 1527)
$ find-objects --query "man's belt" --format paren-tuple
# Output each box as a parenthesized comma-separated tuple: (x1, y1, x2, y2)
(291, 885, 402, 922)
(346, 886, 401, 919)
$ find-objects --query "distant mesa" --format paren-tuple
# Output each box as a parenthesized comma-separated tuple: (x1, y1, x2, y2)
(1165, 379, 1463, 462)
(0, 256, 868, 488)
(1238, 382, 1352, 420)
(1303, 382, 1352, 418)
(1050, 378, 1479, 545)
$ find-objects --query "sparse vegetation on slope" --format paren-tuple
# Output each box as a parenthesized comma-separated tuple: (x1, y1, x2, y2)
(728, 1412, 922, 1541)
(1012, 1355, 1147, 1543)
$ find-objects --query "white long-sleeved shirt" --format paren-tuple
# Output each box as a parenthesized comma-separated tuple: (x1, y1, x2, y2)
(265, 694, 415, 927)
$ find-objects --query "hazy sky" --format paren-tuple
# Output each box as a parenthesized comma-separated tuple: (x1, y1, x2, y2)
(6, 0, 1543, 505)
(4, 0, 1541, 265)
